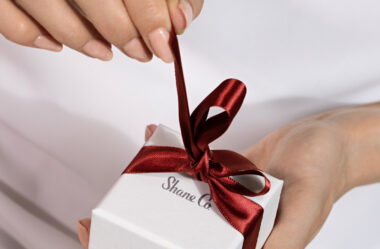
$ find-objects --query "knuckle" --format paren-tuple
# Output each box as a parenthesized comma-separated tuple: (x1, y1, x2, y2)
(140, 2, 169, 30)
(98, 14, 136, 44)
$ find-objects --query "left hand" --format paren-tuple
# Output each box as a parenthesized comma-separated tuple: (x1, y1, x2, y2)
(78, 118, 347, 249)
(245, 103, 380, 248)
(78, 103, 380, 249)
(244, 112, 350, 248)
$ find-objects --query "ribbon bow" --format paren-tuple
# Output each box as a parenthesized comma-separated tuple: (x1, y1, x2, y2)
(124, 32, 271, 249)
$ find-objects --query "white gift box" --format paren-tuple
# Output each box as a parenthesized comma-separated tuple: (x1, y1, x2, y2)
(89, 125, 283, 249)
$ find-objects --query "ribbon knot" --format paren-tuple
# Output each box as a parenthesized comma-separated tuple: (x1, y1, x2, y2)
(123, 32, 271, 249)
(189, 148, 211, 182)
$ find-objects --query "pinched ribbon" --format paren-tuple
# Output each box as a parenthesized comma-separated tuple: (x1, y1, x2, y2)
(123, 32, 271, 249)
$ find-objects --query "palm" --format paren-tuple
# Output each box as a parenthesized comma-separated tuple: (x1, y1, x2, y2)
(245, 121, 348, 249)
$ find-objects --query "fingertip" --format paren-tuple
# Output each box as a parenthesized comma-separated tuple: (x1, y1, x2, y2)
(82, 39, 113, 61)
(178, 0, 193, 28)
(33, 35, 63, 52)
(122, 37, 153, 62)
(77, 219, 91, 249)
(169, 0, 193, 34)
(147, 28, 174, 63)
(145, 124, 158, 141)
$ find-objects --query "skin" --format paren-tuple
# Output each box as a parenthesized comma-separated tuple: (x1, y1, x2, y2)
(0, 0, 204, 62)
(78, 103, 380, 249)
(2, 1, 378, 245)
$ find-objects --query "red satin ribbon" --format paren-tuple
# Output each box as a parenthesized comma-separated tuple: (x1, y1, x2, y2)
(123, 32, 271, 249)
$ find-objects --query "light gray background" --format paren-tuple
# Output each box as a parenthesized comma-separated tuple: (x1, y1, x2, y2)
(0, 0, 379, 248)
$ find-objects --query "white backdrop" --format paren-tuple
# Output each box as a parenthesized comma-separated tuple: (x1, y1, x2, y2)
(0, 0, 379, 248)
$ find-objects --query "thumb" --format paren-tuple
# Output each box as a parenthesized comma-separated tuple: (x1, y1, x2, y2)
(167, 0, 204, 34)
(263, 183, 331, 249)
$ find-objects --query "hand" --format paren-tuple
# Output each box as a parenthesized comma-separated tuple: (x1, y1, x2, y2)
(244, 116, 348, 248)
(0, 0, 203, 62)
(244, 103, 380, 248)
(78, 103, 380, 249)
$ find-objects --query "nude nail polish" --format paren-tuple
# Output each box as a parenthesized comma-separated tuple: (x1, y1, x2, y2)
(33, 35, 62, 52)
(178, 0, 193, 29)
(123, 38, 151, 62)
(82, 40, 113, 61)
(148, 28, 174, 63)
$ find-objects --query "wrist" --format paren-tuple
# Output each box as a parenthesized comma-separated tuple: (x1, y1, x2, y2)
(319, 103, 380, 191)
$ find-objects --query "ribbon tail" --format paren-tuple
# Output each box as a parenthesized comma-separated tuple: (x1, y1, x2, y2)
(169, 30, 201, 160)
(208, 177, 264, 249)
(242, 214, 263, 249)
(123, 146, 189, 174)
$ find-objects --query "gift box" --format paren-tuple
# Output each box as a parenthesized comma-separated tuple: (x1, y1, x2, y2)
(89, 125, 283, 249)
(88, 31, 283, 249)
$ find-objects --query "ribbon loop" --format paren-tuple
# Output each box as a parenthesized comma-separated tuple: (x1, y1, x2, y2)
(124, 31, 271, 249)
(191, 79, 247, 152)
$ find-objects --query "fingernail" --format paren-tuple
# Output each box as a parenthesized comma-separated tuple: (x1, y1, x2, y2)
(145, 124, 157, 141)
(82, 40, 113, 61)
(33, 35, 62, 52)
(123, 38, 151, 62)
(178, 0, 193, 29)
(148, 28, 173, 63)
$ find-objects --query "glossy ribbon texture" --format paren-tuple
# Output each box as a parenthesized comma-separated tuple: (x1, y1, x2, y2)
(123, 32, 271, 249)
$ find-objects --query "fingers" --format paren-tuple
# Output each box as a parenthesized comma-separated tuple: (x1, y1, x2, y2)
(167, 0, 204, 34)
(0, 0, 62, 51)
(123, 0, 174, 63)
(73, 0, 152, 62)
(145, 124, 158, 141)
(77, 218, 91, 249)
(2, 0, 204, 62)
(75, 0, 204, 62)
(15, 0, 113, 61)
(185, 0, 204, 19)
(263, 183, 332, 249)
(167, 0, 193, 34)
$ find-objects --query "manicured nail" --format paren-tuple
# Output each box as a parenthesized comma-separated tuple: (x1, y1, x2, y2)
(123, 38, 151, 62)
(82, 40, 113, 61)
(178, 0, 193, 29)
(145, 124, 157, 141)
(148, 28, 173, 63)
(33, 35, 62, 52)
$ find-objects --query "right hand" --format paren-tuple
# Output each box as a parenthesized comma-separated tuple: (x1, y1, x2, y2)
(0, 0, 204, 62)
